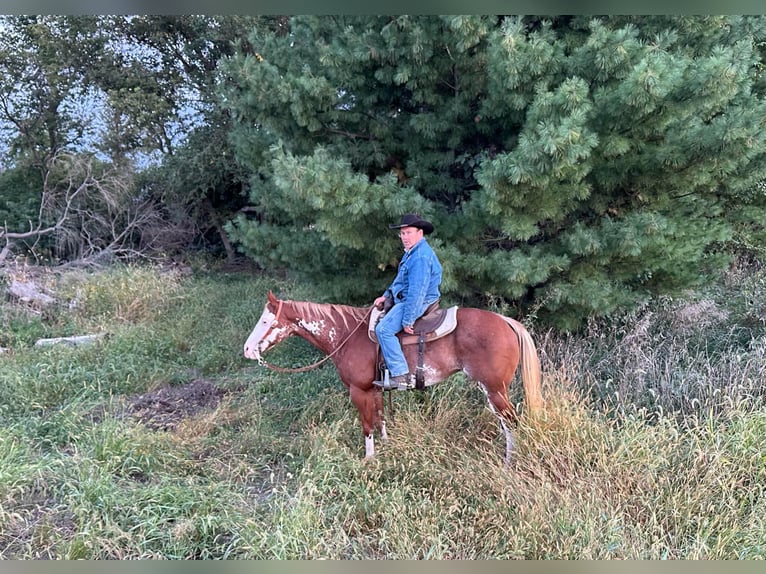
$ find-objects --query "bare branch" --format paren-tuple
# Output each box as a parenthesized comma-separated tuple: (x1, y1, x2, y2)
(0, 151, 169, 268)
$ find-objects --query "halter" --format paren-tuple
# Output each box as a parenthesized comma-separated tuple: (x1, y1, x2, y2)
(260, 302, 374, 374)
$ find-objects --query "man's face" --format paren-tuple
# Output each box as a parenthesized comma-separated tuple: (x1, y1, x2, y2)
(399, 226, 424, 250)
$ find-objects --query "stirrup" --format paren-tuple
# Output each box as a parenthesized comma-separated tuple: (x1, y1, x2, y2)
(372, 370, 412, 391)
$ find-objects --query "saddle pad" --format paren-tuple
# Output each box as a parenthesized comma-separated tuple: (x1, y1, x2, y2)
(369, 306, 458, 344)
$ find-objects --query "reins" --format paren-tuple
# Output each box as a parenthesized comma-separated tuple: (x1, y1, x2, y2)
(260, 304, 375, 374)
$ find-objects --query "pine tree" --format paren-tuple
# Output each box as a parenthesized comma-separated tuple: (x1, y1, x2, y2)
(223, 15, 766, 329)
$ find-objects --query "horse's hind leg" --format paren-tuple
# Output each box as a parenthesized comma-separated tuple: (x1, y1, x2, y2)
(481, 386, 518, 465)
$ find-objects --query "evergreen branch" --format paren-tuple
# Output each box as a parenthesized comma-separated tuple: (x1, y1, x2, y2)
(323, 126, 376, 140)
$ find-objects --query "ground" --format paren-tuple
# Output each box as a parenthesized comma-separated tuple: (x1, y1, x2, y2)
(122, 379, 228, 431)
(0, 380, 231, 559)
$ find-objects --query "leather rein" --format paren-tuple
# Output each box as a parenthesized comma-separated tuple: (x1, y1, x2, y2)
(259, 301, 375, 374)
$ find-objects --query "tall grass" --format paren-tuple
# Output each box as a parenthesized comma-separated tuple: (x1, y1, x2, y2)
(1, 259, 765, 558)
(538, 258, 766, 420)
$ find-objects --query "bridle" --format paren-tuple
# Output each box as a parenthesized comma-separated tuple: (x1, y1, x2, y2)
(259, 301, 374, 374)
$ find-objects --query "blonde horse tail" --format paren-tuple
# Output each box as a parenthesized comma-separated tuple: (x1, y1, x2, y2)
(498, 315, 544, 416)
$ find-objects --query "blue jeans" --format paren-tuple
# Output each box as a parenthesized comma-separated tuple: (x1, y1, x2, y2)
(374, 303, 411, 377)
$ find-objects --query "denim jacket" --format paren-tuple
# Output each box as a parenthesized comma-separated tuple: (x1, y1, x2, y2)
(384, 238, 442, 327)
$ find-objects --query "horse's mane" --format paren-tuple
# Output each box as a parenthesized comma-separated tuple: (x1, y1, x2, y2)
(288, 300, 369, 332)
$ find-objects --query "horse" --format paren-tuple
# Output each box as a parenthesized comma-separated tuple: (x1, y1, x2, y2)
(243, 291, 544, 463)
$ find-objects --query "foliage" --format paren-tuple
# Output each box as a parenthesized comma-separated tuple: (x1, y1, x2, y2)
(0, 151, 166, 266)
(0, 169, 43, 233)
(2, 15, 765, 329)
(223, 15, 766, 329)
(1, 262, 766, 558)
(0, 17, 169, 265)
(0, 16, 273, 264)
(0, 16, 106, 167)
(136, 124, 250, 260)
(116, 16, 281, 260)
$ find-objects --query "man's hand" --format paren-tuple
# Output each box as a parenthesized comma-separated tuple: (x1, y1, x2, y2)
(374, 295, 388, 310)
(403, 325, 414, 334)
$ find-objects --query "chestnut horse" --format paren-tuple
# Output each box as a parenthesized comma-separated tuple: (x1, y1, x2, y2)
(244, 291, 544, 463)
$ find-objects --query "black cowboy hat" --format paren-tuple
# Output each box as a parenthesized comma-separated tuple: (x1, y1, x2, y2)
(389, 213, 434, 235)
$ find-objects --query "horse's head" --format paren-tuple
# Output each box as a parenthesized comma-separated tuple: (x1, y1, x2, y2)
(243, 291, 296, 363)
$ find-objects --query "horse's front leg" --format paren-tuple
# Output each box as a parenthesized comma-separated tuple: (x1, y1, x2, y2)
(349, 384, 380, 459)
(375, 388, 388, 442)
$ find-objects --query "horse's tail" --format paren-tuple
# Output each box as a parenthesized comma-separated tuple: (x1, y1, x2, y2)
(498, 315, 544, 415)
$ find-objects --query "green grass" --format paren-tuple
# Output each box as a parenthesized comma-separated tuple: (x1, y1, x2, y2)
(1, 259, 765, 558)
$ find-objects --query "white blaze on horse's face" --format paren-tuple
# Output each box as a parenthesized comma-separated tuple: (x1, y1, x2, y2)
(244, 304, 286, 363)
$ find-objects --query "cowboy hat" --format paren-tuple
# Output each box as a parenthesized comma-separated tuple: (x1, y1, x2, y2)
(389, 213, 434, 235)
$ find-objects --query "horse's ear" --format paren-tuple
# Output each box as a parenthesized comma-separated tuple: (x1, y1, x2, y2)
(267, 290, 278, 305)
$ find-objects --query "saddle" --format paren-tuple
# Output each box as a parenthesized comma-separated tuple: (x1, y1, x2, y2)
(369, 301, 459, 391)
(368, 301, 458, 345)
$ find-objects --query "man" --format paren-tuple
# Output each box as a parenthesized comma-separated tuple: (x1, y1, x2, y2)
(373, 213, 443, 391)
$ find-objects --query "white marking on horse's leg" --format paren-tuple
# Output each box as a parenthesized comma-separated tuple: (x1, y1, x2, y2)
(500, 419, 515, 465)
(380, 420, 388, 441)
(476, 381, 493, 408)
(365, 433, 375, 458)
(476, 380, 515, 465)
